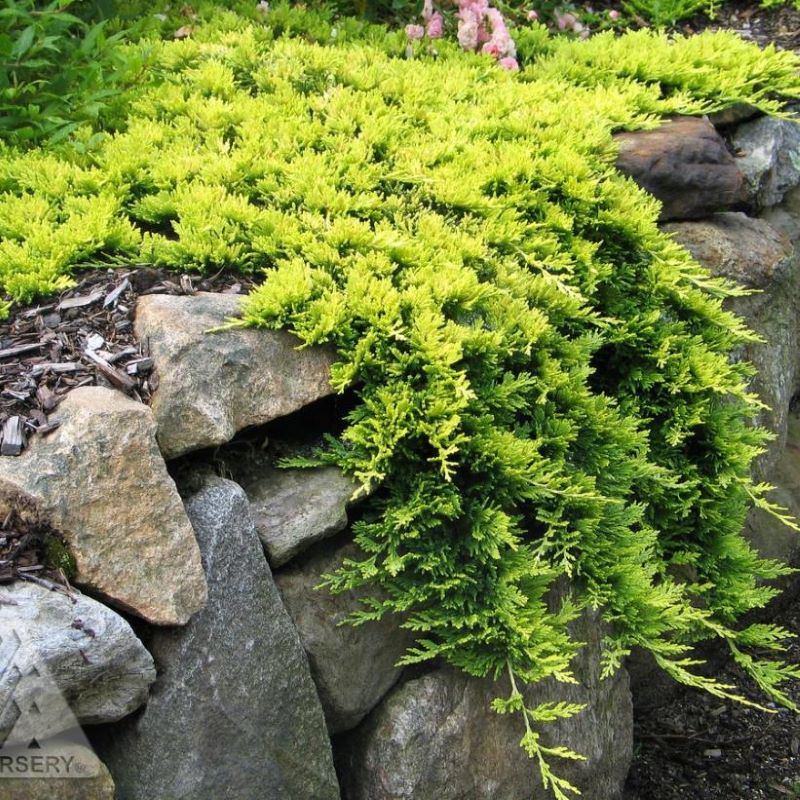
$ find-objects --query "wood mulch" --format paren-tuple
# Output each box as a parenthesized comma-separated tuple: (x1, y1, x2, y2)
(0, 510, 58, 587)
(0, 266, 255, 459)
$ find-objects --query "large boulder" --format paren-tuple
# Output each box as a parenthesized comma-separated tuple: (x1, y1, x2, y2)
(337, 603, 633, 800)
(662, 213, 799, 480)
(235, 460, 358, 568)
(0, 582, 155, 742)
(615, 117, 744, 221)
(98, 476, 340, 800)
(0, 387, 207, 625)
(731, 113, 800, 209)
(275, 537, 415, 733)
(135, 293, 336, 459)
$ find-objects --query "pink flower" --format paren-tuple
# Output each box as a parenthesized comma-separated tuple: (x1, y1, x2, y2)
(555, 11, 577, 30)
(456, 0, 489, 40)
(498, 56, 519, 70)
(455, 1, 516, 63)
(406, 23, 425, 40)
(457, 16, 480, 50)
(426, 11, 444, 38)
(457, 0, 489, 12)
(422, 0, 434, 19)
(482, 6, 516, 59)
(527, 9, 539, 19)
(608, 8, 621, 18)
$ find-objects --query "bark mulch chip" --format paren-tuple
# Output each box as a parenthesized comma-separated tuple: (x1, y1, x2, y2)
(0, 509, 67, 590)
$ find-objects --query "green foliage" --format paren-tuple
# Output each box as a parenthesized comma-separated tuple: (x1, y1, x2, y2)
(622, 0, 713, 26)
(493, 665, 587, 799)
(0, 0, 137, 146)
(2, 6, 800, 794)
(617, 0, 800, 26)
(518, 26, 800, 117)
(302, 0, 419, 23)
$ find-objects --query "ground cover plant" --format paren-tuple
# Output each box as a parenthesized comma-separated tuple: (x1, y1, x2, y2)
(3, 3, 800, 796)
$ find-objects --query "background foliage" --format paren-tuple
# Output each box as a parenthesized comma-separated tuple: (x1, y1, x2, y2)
(0, 0, 133, 146)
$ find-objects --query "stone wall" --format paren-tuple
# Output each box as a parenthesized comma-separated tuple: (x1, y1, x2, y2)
(2, 109, 800, 800)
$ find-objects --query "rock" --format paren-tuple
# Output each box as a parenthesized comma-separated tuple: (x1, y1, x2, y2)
(337, 602, 632, 800)
(707, 104, 759, 128)
(275, 537, 415, 733)
(0, 387, 206, 626)
(625, 646, 679, 712)
(662, 213, 799, 480)
(732, 113, 800, 209)
(135, 293, 336, 459)
(98, 476, 340, 800)
(761, 185, 800, 246)
(663, 212, 792, 290)
(0, 745, 115, 800)
(236, 461, 358, 567)
(615, 116, 744, 221)
(0, 583, 155, 741)
(743, 411, 800, 570)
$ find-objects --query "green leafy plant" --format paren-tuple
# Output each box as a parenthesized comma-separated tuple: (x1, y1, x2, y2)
(3, 6, 800, 796)
(0, 0, 135, 146)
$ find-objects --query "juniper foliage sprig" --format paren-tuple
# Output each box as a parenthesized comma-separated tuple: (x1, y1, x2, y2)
(2, 7, 800, 796)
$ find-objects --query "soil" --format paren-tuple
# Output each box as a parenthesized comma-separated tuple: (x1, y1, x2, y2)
(678, 0, 800, 51)
(624, 595, 800, 800)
